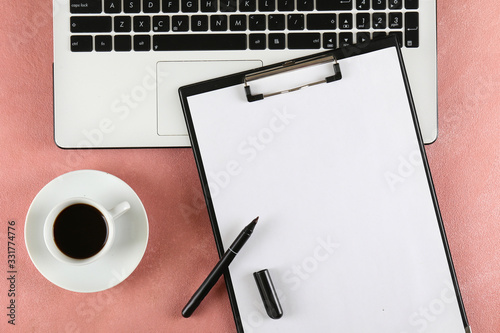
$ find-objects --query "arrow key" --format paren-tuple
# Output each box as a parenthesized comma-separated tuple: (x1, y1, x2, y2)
(339, 32, 352, 47)
(356, 32, 370, 45)
(338, 13, 352, 29)
(323, 32, 337, 49)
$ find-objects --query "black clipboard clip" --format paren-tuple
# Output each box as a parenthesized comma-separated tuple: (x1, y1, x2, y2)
(244, 53, 342, 102)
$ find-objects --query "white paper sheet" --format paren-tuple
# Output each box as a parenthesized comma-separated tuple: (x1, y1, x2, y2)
(186, 46, 465, 333)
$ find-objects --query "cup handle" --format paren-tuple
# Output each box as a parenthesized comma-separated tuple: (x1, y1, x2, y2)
(109, 201, 131, 220)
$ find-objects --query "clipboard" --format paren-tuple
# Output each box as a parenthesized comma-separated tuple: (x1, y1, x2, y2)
(179, 37, 470, 333)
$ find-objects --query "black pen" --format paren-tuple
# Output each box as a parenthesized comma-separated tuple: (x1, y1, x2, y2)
(182, 217, 259, 318)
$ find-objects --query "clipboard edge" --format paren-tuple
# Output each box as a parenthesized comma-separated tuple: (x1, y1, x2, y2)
(394, 41, 471, 331)
(179, 86, 245, 332)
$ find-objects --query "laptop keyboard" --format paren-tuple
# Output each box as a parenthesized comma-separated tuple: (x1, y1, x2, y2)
(69, 0, 420, 52)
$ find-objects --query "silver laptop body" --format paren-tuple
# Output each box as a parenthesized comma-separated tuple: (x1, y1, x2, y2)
(54, 0, 437, 148)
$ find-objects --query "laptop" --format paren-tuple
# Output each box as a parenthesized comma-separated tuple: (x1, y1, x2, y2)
(53, 0, 437, 148)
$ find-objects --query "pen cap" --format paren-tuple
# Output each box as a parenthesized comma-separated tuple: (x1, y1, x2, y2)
(253, 269, 283, 319)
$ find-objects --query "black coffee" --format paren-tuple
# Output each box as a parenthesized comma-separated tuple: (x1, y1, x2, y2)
(53, 203, 108, 259)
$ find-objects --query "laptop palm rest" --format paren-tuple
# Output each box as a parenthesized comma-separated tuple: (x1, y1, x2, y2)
(157, 60, 263, 136)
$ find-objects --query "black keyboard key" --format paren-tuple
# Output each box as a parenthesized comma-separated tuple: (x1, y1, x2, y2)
(201, 0, 218, 11)
(211, 15, 228, 31)
(316, 0, 352, 11)
(278, 0, 294, 11)
(163, 0, 180, 12)
(297, 0, 314, 11)
(356, 13, 370, 29)
(144, 0, 161, 12)
(95, 35, 112, 51)
(405, 12, 419, 47)
(181, 0, 199, 12)
(259, 0, 275, 11)
(124, 0, 141, 13)
(71, 35, 93, 51)
(287, 14, 304, 30)
(104, 0, 121, 13)
(339, 32, 352, 47)
(339, 13, 352, 29)
(372, 0, 385, 10)
(240, 0, 256, 11)
(172, 15, 189, 31)
(388, 0, 402, 9)
(230, 15, 247, 30)
(388, 12, 402, 29)
(372, 31, 386, 39)
(405, 0, 418, 9)
(372, 12, 386, 29)
(389, 31, 403, 47)
(249, 33, 266, 49)
(191, 15, 209, 31)
(70, 0, 102, 13)
(199, 0, 216, 11)
(323, 32, 336, 49)
(307, 14, 336, 30)
(288, 33, 321, 49)
(356, 31, 370, 45)
(134, 16, 151, 32)
(71, 16, 112, 33)
(268, 14, 285, 30)
(114, 16, 132, 32)
(221, 0, 238, 11)
(114, 35, 132, 51)
(249, 14, 266, 30)
(268, 33, 285, 49)
(153, 34, 247, 50)
(153, 16, 170, 31)
(134, 35, 151, 51)
(356, 0, 369, 10)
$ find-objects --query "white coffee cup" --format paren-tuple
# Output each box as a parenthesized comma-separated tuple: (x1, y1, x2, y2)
(43, 197, 130, 265)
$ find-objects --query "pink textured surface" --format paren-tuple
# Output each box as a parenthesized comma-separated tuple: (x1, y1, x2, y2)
(0, 1, 498, 332)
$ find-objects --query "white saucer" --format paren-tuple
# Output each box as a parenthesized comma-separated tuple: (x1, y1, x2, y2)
(25, 170, 149, 293)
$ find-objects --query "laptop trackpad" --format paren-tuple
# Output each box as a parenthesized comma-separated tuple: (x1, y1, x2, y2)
(157, 60, 262, 136)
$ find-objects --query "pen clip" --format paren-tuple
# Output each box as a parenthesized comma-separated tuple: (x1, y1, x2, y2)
(244, 54, 342, 102)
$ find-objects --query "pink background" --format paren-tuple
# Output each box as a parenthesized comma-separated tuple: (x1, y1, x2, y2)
(1, 1, 498, 332)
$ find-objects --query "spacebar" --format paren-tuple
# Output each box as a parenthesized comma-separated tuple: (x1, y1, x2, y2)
(153, 34, 247, 51)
